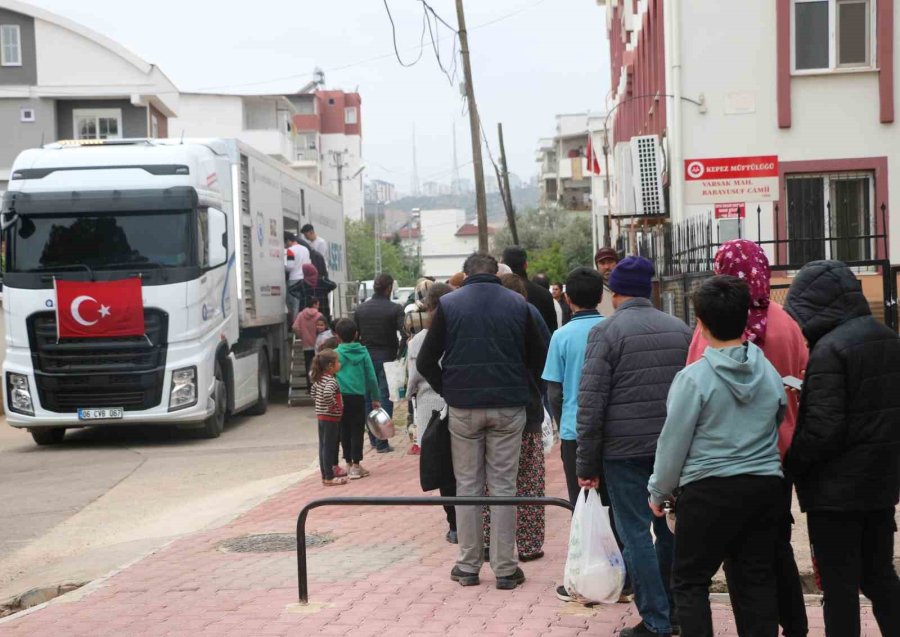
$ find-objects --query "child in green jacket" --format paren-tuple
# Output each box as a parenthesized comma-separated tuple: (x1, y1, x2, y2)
(333, 318, 381, 479)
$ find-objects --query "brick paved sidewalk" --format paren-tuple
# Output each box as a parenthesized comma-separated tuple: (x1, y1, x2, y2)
(0, 432, 878, 636)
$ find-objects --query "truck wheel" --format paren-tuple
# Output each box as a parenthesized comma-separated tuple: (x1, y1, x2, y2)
(197, 360, 226, 439)
(31, 428, 66, 445)
(245, 349, 270, 416)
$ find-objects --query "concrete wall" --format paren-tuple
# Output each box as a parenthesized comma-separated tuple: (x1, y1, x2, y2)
(167, 93, 244, 139)
(55, 99, 147, 139)
(0, 8, 36, 85)
(0, 97, 55, 174)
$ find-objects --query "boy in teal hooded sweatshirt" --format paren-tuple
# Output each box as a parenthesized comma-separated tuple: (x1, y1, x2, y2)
(648, 276, 785, 637)
(333, 318, 381, 479)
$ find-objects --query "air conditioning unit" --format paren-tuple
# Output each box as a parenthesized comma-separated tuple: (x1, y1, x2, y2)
(615, 142, 636, 216)
(630, 134, 666, 216)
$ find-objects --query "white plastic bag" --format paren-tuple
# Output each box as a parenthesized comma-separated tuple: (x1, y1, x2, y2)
(541, 408, 554, 455)
(563, 488, 626, 604)
(382, 359, 407, 402)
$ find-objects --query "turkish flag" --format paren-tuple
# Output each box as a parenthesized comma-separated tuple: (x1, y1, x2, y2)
(55, 278, 145, 339)
(586, 134, 602, 175)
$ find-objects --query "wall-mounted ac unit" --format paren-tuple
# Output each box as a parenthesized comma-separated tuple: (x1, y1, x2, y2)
(614, 142, 636, 216)
(630, 134, 666, 216)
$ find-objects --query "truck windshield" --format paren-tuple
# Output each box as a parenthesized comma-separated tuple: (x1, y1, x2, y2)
(7, 210, 194, 272)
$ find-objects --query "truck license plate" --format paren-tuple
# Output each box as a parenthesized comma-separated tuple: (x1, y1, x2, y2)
(78, 408, 124, 421)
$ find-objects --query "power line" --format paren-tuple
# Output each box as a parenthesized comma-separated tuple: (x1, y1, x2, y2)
(383, 0, 429, 68)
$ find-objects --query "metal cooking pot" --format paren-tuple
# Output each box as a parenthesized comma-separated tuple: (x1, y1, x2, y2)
(366, 408, 395, 441)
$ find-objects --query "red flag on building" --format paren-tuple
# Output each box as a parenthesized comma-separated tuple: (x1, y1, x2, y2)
(55, 278, 145, 339)
(586, 134, 602, 175)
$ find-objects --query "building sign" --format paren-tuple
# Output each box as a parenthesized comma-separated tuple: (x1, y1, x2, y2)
(684, 155, 778, 204)
(714, 202, 745, 219)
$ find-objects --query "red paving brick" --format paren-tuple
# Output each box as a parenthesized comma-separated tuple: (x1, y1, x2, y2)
(0, 436, 879, 636)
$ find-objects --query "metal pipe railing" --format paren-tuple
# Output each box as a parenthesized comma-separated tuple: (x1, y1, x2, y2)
(296, 495, 575, 604)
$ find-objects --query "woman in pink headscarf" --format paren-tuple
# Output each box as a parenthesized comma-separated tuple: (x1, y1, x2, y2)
(685, 239, 808, 636)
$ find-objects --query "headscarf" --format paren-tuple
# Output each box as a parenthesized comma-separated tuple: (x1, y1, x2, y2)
(302, 263, 319, 288)
(414, 278, 435, 309)
(713, 239, 771, 345)
(497, 263, 513, 276)
(448, 272, 466, 289)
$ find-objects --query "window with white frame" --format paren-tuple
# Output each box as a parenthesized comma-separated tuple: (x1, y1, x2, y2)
(785, 172, 876, 264)
(793, 0, 874, 72)
(73, 109, 123, 140)
(1, 24, 22, 66)
(344, 106, 358, 125)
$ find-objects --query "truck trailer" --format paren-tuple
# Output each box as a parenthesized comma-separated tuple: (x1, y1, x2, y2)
(1, 138, 346, 445)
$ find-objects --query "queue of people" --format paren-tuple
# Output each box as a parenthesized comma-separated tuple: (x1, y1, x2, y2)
(303, 238, 899, 637)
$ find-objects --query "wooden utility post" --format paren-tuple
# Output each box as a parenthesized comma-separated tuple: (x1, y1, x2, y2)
(455, 0, 489, 253)
(497, 123, 518, 245)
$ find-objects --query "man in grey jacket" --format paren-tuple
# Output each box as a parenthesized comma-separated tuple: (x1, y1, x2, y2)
(577, 256, 692, 637)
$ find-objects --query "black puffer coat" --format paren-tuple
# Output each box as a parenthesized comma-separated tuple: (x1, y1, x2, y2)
(784, 260, 900, 512)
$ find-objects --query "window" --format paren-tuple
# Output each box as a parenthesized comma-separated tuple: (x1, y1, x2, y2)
(344, 107, 358, 125)
(73, 109, 122, 140)
(785, 172, 875, 263)
(1, 24, 21, 66)
(793, 0, 874, 72)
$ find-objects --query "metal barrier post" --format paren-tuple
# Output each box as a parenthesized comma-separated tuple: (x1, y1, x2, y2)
(296, 496, 575, 604)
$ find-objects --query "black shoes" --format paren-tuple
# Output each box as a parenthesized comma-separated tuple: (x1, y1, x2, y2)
(619, 621, 672, 637)
(518, 550, 544, 562)
(556, 585, 574, 602)
(495, 567, 526, 590)
(445, 530, 458, 544)
(450, 566, 479, 586)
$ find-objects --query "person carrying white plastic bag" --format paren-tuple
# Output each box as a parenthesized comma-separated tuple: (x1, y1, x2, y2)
(563, 488, 626, 604)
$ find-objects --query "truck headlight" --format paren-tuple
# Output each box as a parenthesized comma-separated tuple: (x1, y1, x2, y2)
(168, 366, 197, 411)
(7, 373, 34, 416)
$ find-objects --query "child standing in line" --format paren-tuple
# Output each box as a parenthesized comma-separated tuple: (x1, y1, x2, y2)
(310, 349, 347, 486)
(333, 318, 381, 480)
(314, 317, 334, 353)
(292, 298, 323, 386)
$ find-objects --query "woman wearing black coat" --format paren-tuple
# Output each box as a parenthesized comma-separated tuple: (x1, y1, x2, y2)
(784, 260, 900, 637)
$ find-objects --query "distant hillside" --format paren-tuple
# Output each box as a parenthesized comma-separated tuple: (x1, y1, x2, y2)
(386, 186, 539, 222)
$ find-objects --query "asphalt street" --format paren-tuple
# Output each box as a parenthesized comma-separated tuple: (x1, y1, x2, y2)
(0, 387, 319, 602)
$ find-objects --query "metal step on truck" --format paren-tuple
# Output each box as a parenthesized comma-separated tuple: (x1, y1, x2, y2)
(1, 138, 346, 445)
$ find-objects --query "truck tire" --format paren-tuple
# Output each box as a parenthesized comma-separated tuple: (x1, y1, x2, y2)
(197, 360, 226, 439)
(31, 428, 66, 445)
(245, 349, 270, 416)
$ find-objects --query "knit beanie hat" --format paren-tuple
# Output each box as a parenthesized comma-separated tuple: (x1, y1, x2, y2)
(608, 256, 654, 298)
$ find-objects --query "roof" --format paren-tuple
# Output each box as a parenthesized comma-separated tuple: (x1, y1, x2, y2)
(455, 223, 496, 237)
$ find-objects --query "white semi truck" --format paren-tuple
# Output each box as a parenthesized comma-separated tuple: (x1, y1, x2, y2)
(1, 138, 346, 445)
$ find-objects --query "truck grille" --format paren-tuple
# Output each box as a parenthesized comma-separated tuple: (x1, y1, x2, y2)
(27, 310, 168, 413)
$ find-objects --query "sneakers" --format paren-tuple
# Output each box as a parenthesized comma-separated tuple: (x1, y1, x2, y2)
(556, 585, 574, 602)
(445, 530, 458, 544)
(376, 444, 395, 454)
(450, 566, 479, 587)
(348, 466, 362, 480)
(356, 465, 370, 478)
(619, 621, 671, 637)
(407, 444, 421, 455)
(332, 465, 348, 478)
(496, 567, 526, 590)
(322, 476, 349, 486)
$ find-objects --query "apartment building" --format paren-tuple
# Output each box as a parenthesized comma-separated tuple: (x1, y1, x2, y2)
(0, 0, 178, 190)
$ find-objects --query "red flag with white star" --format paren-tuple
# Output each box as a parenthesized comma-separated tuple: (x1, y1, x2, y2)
(54, 278, 145, 339)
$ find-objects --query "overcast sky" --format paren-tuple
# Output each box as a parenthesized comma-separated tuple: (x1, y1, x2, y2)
(29, 0, 610, 192)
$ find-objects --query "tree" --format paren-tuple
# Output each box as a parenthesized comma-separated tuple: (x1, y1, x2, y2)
(345, 219, 421, 285)
(493, 209, 594, 281)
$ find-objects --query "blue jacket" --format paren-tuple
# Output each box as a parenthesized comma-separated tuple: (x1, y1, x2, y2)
(417, 273, 547, 409)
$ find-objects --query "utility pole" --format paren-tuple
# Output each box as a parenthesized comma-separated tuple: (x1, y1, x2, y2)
(374, 201, 383, 276)
(329, 150, 348, 197)
(497, 122, 518, 245)
(455, 0, 489, 253)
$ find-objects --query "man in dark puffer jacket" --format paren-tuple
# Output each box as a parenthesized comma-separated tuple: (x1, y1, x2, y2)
(784, 260, 900, 637)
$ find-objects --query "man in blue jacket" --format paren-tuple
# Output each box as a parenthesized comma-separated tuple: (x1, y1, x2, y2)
(418, 252, 547, 590)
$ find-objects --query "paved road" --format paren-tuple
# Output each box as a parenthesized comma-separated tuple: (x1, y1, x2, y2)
(0, 388, 319, 602)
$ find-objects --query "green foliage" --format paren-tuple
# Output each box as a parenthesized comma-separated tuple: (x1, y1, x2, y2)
(345, 219, 421, 285)
(493, 209, 594, 282)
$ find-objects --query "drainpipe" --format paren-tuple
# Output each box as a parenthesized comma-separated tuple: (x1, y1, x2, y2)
(669, 0, 684, 224)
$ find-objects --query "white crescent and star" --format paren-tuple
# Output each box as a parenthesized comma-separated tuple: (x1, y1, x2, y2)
(70, 295, 111, 327)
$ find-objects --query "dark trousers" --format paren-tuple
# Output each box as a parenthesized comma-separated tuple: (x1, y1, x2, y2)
(727, 475, 808, 636)
(340, 394, 366, 464)
(672, 474, 781, 637)
(807, 507, 900, 637)
(440, 483, 457, 531)
(303, 349, 315, 389)
(365, 355, 393, 451)
(317, 418, 340, 480)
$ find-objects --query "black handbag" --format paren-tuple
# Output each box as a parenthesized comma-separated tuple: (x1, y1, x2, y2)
(419, 408, 454, 492)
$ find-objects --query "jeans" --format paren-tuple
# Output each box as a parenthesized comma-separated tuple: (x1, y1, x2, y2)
(366, 355, 393, 451)
(339, 394, 366, 464)
(317, 419, 340, 480)
(604, 456, 674, 634)
(807, 507, 900, 637)
(449, 406, 526, 577)
(672, 474, 781, 637)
